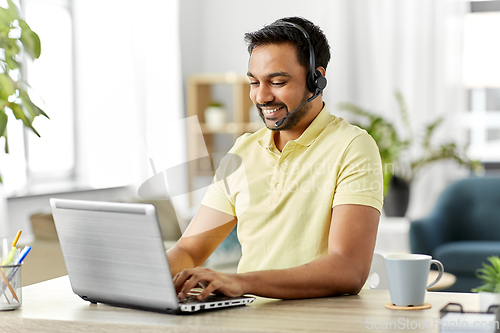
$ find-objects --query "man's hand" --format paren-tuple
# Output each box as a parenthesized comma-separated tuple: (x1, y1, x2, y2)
(174, 267, 246, 300)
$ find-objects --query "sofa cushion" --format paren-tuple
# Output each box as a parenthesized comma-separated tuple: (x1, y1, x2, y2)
(433, 241, 500, 275)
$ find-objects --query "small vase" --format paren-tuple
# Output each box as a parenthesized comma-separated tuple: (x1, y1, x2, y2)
(204, 106, 226, 131)
(383, 175, 410, 217)
(479, 292, 500, 312)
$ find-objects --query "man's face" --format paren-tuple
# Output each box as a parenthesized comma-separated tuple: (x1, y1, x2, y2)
(247, 43, 312, 131)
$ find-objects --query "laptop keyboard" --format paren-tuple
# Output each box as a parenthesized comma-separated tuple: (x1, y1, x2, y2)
(178, 291, 234, 304)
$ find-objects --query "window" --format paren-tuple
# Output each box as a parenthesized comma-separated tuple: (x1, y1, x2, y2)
(24, 0, 75, 180)
(463, 2, 500, 165)
(1, 0, 75, 195)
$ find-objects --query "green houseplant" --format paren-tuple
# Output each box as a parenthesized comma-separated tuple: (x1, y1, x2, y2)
(0, 0, 46, 183)
(472, 256, 500, 311)
(338, 90, 482, 216)
(472, 256, 500, 293)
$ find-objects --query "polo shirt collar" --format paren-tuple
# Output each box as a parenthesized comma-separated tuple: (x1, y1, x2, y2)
(295, 104, 330, 147)
(257, 104, 331, 150)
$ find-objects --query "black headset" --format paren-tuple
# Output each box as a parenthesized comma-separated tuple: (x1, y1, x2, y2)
(271, 21, 327, 94)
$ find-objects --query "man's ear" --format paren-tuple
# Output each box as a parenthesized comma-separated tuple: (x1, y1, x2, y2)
(316, 66, 326, 76)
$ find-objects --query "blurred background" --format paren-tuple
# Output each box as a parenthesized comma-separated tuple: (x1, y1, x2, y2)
(0, 0, 499, 244)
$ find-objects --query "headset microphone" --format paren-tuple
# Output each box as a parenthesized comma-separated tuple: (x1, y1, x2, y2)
(274, 89, 321, 128)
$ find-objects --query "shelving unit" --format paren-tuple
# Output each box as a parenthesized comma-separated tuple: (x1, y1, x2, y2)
(186, 73, 261, 206)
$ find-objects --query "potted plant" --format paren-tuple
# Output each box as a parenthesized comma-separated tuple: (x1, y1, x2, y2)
(337, 90, 482, 216)
(472, 256, 500, 311)
(204, 101, 226, 131)
(0, 0, 46, 183)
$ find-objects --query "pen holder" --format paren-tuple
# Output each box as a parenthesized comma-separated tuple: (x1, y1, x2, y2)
(0, 263, 22, 310)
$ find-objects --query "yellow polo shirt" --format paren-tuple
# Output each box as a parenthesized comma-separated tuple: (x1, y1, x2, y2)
(202, 106, 383, 273)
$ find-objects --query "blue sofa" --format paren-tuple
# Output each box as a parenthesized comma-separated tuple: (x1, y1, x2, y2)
(409, 176, 500, 292)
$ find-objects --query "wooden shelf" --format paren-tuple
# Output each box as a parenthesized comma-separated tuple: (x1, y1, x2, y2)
(187, 73, 257, 206)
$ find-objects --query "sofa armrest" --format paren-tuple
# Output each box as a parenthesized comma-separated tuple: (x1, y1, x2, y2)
(409, 216, 444, 255)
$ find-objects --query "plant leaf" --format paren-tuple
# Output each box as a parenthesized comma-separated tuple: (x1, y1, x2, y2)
(0, 7, 12, 26)
(395, 90, 412, 141)
(422, 118, 444, 149)
(489, 256, 500, 272)
(474, 256, 500, 293)
(0, 110, 6, 137)
(19, 90, 48, 118)
(0, 73, 15, 100)
(6, 0, 19, 20)
(8, 102, 40, 137)
(19, 19, 41, 59)
(3, 132, 8, 153)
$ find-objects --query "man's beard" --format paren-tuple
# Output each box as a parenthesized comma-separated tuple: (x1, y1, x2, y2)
(258, 89, 312, 132)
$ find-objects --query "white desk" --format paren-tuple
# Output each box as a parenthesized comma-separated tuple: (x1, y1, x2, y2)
(2, 276, 481, 332)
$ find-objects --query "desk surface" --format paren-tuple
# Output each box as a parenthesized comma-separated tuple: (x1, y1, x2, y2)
(2, 276, 481, 333)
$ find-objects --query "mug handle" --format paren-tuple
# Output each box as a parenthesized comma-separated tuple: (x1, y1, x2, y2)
(426, 259, 444, 289)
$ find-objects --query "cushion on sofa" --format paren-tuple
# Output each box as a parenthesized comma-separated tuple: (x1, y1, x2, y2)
(432, 241, 500, 274)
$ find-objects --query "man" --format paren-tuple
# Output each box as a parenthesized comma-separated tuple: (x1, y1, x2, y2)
(168, 17, 383, 300)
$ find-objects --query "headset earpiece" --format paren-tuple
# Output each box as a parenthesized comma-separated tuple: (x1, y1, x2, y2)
(314, 69, 327, 91)
(307, 69, 327, 94)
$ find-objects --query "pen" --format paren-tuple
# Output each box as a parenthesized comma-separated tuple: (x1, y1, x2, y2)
(1, 246, 31, 295)
(1, 230, 21, 266)
(13, 246, 31, 266)
(0, 250, 15, 266)
(12, 230, 22, 248)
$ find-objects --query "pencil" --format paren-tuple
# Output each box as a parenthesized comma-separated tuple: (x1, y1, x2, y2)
(0, 268, 19, 302)
(12, 230, 22, 248)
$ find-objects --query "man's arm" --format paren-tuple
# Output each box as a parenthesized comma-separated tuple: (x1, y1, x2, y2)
(174, 204, 380, 300)
(167, 204, 237, 276)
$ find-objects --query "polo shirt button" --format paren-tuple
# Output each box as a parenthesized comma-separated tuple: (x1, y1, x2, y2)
(280, 163, 287, 168)
(275, 183, 281, 189)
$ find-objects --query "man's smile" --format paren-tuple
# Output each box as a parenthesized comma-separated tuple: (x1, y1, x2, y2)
(260, 105, 286, 119)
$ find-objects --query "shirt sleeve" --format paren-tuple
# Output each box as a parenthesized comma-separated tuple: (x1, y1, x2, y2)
(201, 175, 237, 217)
(200, 149, 244, 217)
(332, 132, 384, 212)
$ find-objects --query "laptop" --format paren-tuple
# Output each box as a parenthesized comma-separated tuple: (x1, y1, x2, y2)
(50, 198, 255, 314)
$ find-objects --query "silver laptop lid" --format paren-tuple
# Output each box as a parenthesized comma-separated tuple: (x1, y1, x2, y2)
(50, 198, 179, 312)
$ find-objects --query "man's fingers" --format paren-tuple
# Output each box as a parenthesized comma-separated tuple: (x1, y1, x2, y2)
(198, 281, 209, 289)
(173, 267, 239, 301)
(174, 269, 197, 294)
(178, 277, 200, 298)
(178, 269, 209, 298)
(197, 280, 221, 300)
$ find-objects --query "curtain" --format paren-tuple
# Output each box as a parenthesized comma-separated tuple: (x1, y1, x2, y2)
(321, 0, 469, 219)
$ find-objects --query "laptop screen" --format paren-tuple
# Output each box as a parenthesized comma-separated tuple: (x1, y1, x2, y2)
(51, 199, 179, 312)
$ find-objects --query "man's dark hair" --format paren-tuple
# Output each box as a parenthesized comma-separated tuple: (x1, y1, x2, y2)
(244, 17, 331, 71)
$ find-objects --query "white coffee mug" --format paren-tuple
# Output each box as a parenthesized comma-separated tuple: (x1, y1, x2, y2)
(384, 254, 444, 307)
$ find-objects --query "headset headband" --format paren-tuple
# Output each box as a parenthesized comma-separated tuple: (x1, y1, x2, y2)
(269, 21, 327, 94)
